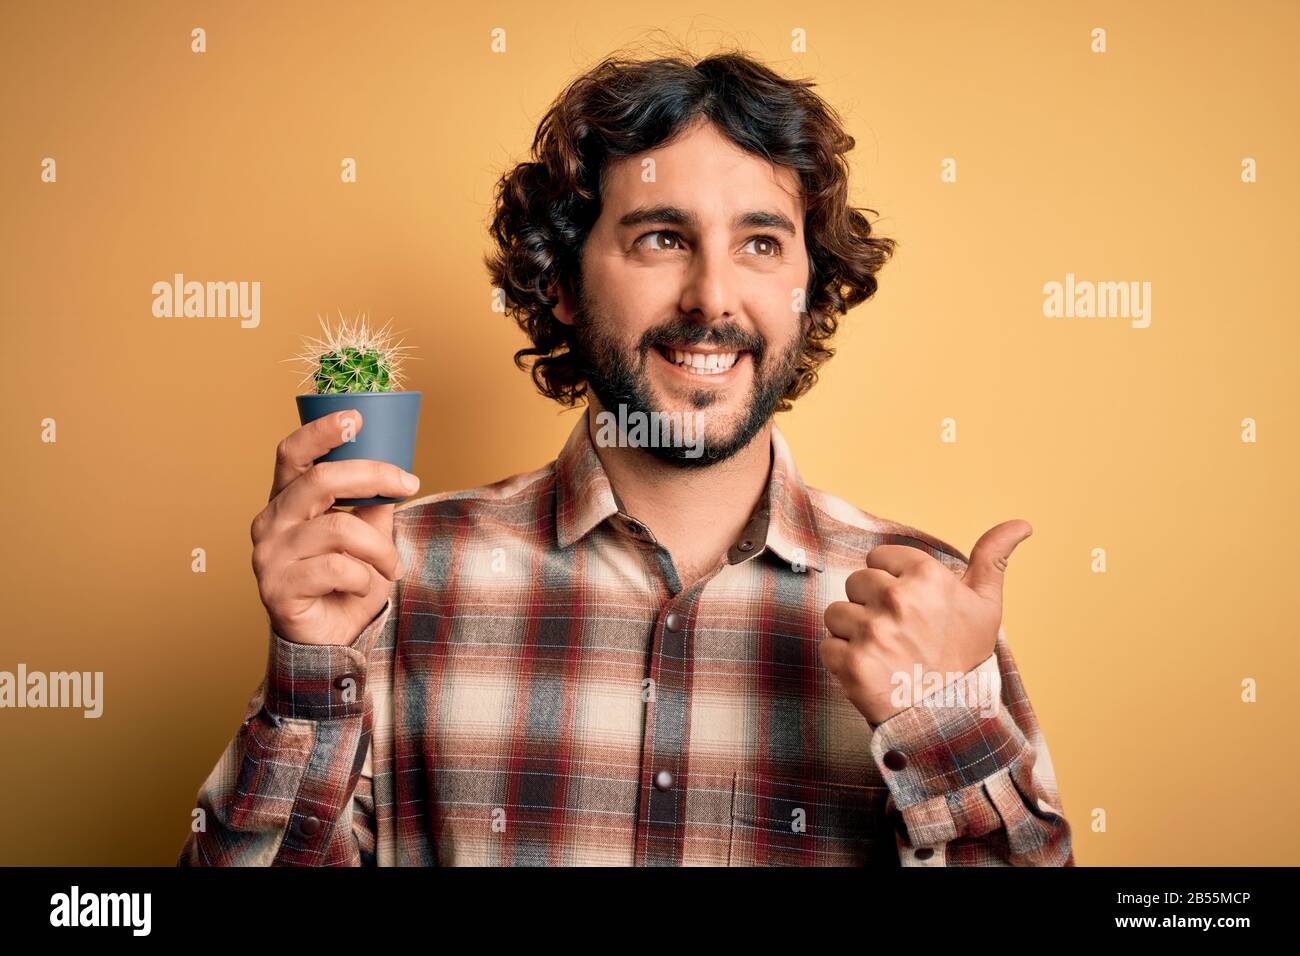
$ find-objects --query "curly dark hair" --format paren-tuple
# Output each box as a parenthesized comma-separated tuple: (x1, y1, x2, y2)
(482, 41, 897, 411)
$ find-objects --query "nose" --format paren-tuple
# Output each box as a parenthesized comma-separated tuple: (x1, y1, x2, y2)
(677, 238, 741, 327)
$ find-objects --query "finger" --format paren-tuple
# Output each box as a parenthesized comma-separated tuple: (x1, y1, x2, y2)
(284, 510, 403, 581)
(282, 551, 374, 599)
(844, 567, 898, 607)
(818, 636, 848, 676)
(351, 503, 399, 570)
(865, 543, 932, 578)
(269, 459, 419, 530)
(270, 409, 366, 501)
(962, 519, 1033, 602)
(824, 600, 870, 643)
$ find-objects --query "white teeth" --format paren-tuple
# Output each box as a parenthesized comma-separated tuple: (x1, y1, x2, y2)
(663, 347, 739, 375)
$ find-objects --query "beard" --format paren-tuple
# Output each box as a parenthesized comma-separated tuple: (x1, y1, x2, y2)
(568, 281, 806, 468)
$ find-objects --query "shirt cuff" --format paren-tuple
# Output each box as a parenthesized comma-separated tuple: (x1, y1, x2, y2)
(869, 651, 1028, 848)
(263, 600, 391, 721)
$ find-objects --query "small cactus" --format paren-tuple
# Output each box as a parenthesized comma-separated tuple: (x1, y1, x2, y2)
(314, 345, 392, 393)
(286, 311, 417, 394)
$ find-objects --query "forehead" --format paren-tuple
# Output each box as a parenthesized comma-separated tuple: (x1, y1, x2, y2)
(600, 118, 804, 225)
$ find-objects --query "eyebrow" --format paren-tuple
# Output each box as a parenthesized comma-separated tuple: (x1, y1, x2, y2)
(616, 204, 798, 237)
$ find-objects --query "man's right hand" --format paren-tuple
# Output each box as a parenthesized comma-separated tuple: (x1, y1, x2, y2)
(250, 409, 420, 646)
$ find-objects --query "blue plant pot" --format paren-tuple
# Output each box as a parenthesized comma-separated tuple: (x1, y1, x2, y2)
(295, 391, 422, 506)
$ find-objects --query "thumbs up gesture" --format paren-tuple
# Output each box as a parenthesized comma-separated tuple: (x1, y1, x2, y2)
(820, 519, 1032, 726)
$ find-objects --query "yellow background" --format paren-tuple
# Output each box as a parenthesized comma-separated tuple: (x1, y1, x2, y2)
(1, 0, 1296, 865)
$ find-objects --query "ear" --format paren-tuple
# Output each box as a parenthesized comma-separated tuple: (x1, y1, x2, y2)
(549, 276, 576, 327)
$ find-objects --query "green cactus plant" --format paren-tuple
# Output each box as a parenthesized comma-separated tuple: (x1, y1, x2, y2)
(314, 345, 392, 393)
(286, 311, 417, 394)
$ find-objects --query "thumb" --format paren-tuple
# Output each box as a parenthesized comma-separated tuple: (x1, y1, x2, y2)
(961, 519, 1033, 602)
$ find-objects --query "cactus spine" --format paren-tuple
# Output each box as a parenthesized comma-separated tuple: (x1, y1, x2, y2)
(286, 311, 416, 394)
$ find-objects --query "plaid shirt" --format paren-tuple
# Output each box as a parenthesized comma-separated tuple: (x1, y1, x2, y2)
(180, 416, 1073, 867)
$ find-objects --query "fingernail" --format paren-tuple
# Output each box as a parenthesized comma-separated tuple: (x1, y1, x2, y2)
(401, 471, 419, 492)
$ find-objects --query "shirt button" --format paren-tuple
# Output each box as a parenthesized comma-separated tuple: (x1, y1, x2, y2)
(883, 749, 909, 771)
(654, 769, 673, 791)
(914, 847, 935, 861)
(300, 816, 322, 836)
(737, 539, 754, 552)
(665, 612, 683, 632)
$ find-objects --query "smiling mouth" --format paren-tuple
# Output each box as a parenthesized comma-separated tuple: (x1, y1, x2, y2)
(653, 344, 746, 376)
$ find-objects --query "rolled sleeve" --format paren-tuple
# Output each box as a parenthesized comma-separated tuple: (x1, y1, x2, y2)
(869, 631, 1073, 866)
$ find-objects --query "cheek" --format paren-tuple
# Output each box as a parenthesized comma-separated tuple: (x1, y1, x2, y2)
(756, 255, 810, 309)
(753, 312, 805, 362)
(749, 275, 807, 338)
(598, 291, 671, 346)
(594, 255, 675, 311)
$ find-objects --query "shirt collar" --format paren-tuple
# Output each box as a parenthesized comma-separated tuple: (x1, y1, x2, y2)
(554, 413, 621, 549)
(553, 414, 825, 573)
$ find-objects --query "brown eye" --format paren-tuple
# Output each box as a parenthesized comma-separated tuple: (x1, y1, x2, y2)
(745, 235, 783, 257)
(637, 230, 683, 252)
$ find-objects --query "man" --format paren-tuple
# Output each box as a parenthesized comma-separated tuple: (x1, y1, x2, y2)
(180, 49, 1072, 866)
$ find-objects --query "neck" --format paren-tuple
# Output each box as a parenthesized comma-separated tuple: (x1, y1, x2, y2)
(585, 400, 773, 590)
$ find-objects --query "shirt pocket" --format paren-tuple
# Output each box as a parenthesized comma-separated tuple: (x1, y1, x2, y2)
(727, 771, 893, 867)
